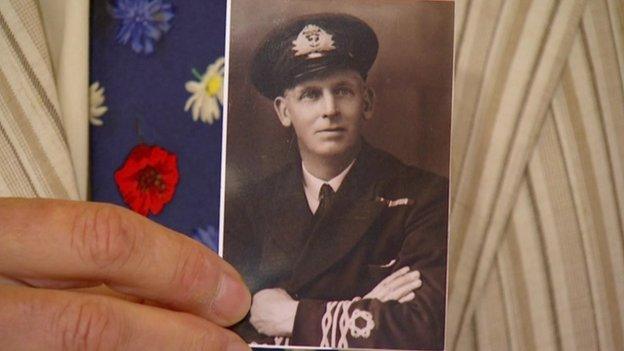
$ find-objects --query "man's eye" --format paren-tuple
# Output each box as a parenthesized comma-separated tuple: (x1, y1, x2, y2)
(335, 87, 354, 96)
(300, 90, 321, 100)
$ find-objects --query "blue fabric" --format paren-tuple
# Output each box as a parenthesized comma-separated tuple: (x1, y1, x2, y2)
(89, 0, 226, 251)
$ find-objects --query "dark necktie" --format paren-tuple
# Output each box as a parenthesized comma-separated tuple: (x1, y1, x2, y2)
(316, 183, 335, 216)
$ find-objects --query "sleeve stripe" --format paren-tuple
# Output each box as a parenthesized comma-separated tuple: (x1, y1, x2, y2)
(320, 297, 366, 348)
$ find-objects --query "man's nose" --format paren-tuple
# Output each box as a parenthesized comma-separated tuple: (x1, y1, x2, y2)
(321, 91, 338, 118)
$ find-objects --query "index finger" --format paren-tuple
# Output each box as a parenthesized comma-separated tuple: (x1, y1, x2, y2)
(378, 266, 411, 286)
(0, 198, 251, 326)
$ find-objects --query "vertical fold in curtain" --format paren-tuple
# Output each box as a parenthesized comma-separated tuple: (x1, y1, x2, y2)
(39, 0, 89, 200)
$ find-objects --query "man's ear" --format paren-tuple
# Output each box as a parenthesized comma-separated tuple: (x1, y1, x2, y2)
(273, 96, 292, 127)
(363, 86, 374, 120)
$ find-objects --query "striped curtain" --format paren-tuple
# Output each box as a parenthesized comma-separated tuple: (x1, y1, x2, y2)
(0, 0, 79, 199)
(449, 0, 624, 350)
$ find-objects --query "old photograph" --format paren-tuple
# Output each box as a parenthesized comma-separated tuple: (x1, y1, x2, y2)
(222, 0, 453, 349)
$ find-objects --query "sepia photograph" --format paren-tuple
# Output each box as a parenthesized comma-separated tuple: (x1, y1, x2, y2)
(222, 0, 453, 349)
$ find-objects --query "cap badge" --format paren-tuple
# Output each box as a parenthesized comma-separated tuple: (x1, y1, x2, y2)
(292, 24, 336, 59)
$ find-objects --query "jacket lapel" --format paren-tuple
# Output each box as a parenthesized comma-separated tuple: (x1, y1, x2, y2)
(259, 165, 312, 274)
(286, 145, 388, 292)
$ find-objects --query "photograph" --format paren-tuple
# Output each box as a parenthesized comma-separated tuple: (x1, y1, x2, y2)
(222, 0, 454, 349)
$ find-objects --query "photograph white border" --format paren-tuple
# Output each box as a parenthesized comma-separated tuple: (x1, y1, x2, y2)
(218, 1, 454, 350)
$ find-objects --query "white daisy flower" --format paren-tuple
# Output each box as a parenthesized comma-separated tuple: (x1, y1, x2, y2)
(184, 57, 225, 124)
(89, 81, 108, 126)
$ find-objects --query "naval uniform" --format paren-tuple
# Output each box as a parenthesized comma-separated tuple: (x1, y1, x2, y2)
(224, 143, 448, 350)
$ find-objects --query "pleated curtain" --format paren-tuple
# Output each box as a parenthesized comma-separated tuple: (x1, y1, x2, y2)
(449, 0, 624, 349)
(0, 0, 86, 199)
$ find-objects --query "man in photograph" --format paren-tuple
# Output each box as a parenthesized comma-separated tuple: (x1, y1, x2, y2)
(224, 12, 448, 350)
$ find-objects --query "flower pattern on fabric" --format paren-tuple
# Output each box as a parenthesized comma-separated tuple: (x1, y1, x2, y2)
(89, 82, 108, 126)
(114, 144, 179, 216)
(190, 225, 219, 252)
(184, 57, 224, 124)
(109, 0, 174, 55)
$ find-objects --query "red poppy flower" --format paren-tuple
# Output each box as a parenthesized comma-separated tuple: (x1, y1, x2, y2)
(114, 144, 179, 216)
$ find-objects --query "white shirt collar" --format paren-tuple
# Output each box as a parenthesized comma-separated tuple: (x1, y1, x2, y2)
(302, 159, 356, 214)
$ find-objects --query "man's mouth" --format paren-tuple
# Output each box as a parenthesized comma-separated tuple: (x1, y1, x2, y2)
(317, 127, 346, 134)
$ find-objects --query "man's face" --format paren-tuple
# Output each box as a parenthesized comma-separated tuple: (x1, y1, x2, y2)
(273, 69, 374, 160)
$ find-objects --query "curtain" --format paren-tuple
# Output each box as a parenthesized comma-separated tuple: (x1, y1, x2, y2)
(449, 0, 624, 349)
(0, 0, 80, 199)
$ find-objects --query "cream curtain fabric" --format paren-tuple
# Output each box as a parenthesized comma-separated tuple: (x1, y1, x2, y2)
(449, 0, 624, 350)
(0, 0, 88, 200)
(0, 0, 622, 349)
(39, 0, 90, 200)
(0, 0, 80, 199)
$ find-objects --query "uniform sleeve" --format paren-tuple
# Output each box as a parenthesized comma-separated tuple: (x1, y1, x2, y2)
(290, 179, 448, 350)
(291, 267, 446, 349)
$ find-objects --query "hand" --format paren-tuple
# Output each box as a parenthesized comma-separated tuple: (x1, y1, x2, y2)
(0, 198, 251, 351)
(250, 288, 299, 337)
(364, 266, 422, 303)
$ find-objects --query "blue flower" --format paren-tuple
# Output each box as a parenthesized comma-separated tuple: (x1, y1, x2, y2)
(109, 0, 174, 55)
(190, 225, 219, 252)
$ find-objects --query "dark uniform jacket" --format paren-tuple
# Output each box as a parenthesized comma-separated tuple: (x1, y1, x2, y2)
(224, 143, 448, 350)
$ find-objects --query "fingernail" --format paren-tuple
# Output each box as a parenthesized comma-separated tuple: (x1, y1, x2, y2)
(227, 339, 251, 351)
(213, 271, 251, 324)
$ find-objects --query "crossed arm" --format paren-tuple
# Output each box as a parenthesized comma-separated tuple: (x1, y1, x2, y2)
(250, 267, 422, 347)
(249, 266, 422, 337)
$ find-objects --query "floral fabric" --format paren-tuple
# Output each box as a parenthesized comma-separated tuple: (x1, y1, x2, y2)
(89, 0, 225, 251)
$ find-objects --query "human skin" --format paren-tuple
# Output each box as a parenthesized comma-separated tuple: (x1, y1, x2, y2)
(273, 69, 374, 181)
(0, 198, 251, 351)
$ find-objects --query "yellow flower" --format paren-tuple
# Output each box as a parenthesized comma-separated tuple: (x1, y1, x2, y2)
(184, 57, 225, 124)
(89, 82, 108, 126)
